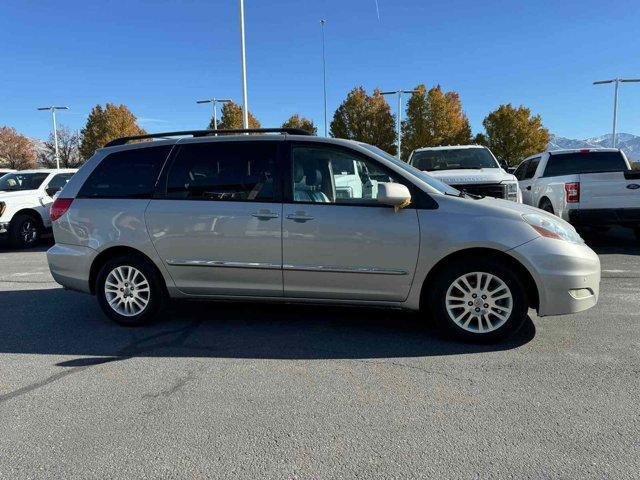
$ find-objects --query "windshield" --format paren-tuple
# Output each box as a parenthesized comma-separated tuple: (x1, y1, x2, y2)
(409, 147, 499, 171)
(0, 172, 49, 192)
(358, 143, 461, 196)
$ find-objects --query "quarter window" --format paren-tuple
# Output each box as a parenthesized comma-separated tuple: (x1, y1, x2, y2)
(165, 142, 278, 201)
(292, 145, 403, 205)
(78, 145, 171, 198)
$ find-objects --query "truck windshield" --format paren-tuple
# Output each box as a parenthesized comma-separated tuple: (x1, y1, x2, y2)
(543, 151, 628, 177)
(410, 147, 499, 171)
(358, 143, 462, 196)
(0, 172, 49, 192)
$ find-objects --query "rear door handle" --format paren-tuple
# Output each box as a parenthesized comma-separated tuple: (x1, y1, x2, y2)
(286, 213, 315, 222)
(251, 210, 279, 220)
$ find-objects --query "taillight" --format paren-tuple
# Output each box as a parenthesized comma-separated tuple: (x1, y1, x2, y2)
(564, 182, 580, 203)
(50, 198, 73, 222)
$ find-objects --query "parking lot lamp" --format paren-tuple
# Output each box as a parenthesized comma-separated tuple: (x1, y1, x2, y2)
(37, 106, 69, 170)
(239, 0, 249, 129)
(593, 78, 640, 148)
(320, 19, 328, 136)
(380, 90, 418, 159)
(196, 99, 232, 130)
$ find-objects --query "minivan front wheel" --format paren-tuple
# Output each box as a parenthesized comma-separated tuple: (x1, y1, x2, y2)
(429, 259, 528, 342)
(96, 255, 165, 326)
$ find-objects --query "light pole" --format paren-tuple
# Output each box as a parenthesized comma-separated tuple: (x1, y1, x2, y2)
(239, 0, 249, 129)
(37, 106, 69, 169)
(593, 78, 640, 148)
(320, 19, 328, 136)
(197, 98, 232, 129)
(380, 90, 418, 159)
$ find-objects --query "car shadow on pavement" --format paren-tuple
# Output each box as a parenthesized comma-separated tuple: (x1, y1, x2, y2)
(0, 288, 535, 363)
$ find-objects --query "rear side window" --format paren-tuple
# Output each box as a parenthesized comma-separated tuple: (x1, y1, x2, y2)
(165, 141, 278, 201)
(543, 151, 627, 177)
(523, 157, 540, 180)
(78, 146, 172, 199)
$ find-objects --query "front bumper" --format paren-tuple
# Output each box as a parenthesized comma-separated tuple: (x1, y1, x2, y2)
(47, 243, 96, 294)
(568, 208, 640, 227)
(509, 237, 600, 317)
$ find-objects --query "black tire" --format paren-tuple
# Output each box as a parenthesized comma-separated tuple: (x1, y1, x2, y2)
(539, 198, 554, 214)
(8, 214, 41, 249)
(427, 258, 529, 343)
(95, 254, 166, 326)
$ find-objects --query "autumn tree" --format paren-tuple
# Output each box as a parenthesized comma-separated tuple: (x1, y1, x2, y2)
(212, 101, 261, 130)
(38, 125, 83, 168)
(0, 126, 37, 169)
(481, 104, 550, 166)
(401, 84, 472, 159)
(282, 114, 317, 135)
(79, 104, 146, 160)
(330, 86, 396, 154)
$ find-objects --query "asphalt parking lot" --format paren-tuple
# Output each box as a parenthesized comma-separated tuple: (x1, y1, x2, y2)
(0, 231, 638, 479)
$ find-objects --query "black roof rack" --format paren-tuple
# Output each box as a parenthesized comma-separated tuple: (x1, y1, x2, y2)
(104, 128, 313, 147)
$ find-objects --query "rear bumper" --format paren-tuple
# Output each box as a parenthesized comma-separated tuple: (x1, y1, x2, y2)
(509, 237, 601, 317)
(47, 243, 96, 294)
(568, 208, 640, 227)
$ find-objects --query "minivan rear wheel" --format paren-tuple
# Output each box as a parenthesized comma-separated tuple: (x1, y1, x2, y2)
(428, 259, 528, 342)
(96, 254, 165, 326)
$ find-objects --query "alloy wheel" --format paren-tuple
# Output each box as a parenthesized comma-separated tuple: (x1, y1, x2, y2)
(104, 265, 151, 317)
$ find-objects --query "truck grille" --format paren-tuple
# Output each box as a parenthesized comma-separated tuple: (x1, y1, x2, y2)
(454, 183, 506, 199)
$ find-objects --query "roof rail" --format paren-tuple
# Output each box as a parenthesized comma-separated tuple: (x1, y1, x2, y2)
(104, 128, 313, 147)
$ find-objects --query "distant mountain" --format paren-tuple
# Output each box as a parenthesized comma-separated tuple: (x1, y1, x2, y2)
(549, 133, 640, 161)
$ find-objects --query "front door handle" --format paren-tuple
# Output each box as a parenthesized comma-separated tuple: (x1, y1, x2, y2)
(526, 186, 531, 191)
(251, 210, 279, 220)
(286, 213, 315, 222)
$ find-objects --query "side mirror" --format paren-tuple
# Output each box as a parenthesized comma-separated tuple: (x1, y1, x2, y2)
(46, 187, 61, 197)
(377, 182, 411, 210)
(498, 159, 509, 170)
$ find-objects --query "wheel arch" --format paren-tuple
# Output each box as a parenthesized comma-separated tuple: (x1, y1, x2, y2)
(419, 247, 539, 311)
(12, 208, 45, 228)
(89, 245, 168, 295)
(538, 196, 554, 211)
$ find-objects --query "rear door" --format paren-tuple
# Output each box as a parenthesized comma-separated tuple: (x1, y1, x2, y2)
(281, 142, 420, 301)
(145, 139, 284, 297)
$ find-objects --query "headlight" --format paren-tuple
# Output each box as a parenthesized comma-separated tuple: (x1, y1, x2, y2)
(522, 213, 583, 244)
(0, 202, 5, 218)
(501, 181, 519, 201)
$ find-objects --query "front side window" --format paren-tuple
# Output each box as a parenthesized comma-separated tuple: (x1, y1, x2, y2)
(409, 147, 499, 171)
(78, 145, 172, 198)
(0, 172, 49, 192)
(166, 142, 278, 201)
(513, 160, 529, 181)
(524, 157, 540, 180)
(292, 145, 403, 205)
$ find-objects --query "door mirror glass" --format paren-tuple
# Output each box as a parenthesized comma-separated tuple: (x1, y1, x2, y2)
(377, 182, 411, 208)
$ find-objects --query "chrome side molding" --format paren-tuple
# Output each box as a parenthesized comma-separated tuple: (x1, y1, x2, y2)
(166, 259, 281, 270)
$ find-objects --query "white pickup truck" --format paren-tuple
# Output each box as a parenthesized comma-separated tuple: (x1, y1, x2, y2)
(514, 148, 640, 239)
(407, 145, 521, 202)
(0, 169, 77, 248)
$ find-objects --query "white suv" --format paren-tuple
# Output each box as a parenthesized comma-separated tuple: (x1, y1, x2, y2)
(514, 149, 640, 238)
(407, 145, 521, 202)
(0, 169, 77, 248)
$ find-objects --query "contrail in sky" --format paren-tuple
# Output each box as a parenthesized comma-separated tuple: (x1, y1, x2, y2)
(374, 0, 380, 21)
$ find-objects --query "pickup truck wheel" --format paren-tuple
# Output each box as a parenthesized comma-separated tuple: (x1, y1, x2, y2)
(539, 198, 554, 214)
(428, 259, 529, 343)
(9, 214, 41, 249)
(96, 255, 165, 326)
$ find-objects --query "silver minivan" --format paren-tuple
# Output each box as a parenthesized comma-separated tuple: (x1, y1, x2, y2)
(47, 129, 601, 342)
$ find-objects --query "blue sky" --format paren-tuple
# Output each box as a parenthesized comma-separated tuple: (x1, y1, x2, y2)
(2, 0, 639, 140)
